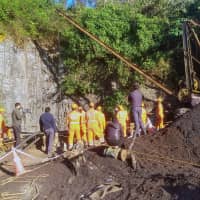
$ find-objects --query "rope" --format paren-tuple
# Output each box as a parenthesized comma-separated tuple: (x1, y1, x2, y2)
(132, 150, 200, 168)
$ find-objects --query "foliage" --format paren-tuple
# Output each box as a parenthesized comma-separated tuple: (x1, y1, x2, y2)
(0, 0, 66, 44)
(0, 0, 200, 115)
(61, 1, 193, 113)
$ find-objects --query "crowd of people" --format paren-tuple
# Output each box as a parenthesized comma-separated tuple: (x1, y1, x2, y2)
(0, 83, 165, 158)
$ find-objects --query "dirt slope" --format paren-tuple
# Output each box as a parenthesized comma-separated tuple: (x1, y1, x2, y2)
(1, 105, 200, 200)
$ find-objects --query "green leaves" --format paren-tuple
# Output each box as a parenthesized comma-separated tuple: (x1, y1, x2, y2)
(0, 0, 67, 43)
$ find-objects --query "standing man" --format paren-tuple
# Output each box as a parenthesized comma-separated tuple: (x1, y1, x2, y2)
(12, 103, 23, 147)
(96, 106, 106, 139)
(116, 105, 129, 137)
(128, 83, 146, 137)
(39, 107, 57, 157)
(79, 106, 87, 147)
(155, 97, 164, 130)
(67, 103, 81, 150)
(86, 102, 103, 146)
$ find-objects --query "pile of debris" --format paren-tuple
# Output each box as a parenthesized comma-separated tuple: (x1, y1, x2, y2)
(1, 105, 200, 199)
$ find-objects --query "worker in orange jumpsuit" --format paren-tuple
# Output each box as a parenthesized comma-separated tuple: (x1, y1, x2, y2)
(0, 107, 11, 139)
(116, 105, 129, 137)
(141, 102, 147, 126)
(96, 106, 106, 138)
(67, 103, 81, 150)
(86, 102, 104, 146)
(0, 107, 6, 139)
(155, 97, 164, 130)
(79, 106, 87, 146)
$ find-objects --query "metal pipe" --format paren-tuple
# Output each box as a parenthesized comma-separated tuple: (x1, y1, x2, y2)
(57, 10, 174, 96)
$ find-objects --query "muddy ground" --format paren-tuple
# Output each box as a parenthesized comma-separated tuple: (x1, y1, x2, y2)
(1, 105, 200, 200)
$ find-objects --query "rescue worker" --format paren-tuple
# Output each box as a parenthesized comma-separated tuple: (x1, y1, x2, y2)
(141, 102, 147, 126)
(86, 102, 104, 146)
(96, 106, 106, 138)
(0, 107, 6, 139)
(116, 105, 129, 137)
(67, 103, 81, 150)
(128, 83, 146, 137)
(155, 97, 164, 130)
(79, 106, 87, 146)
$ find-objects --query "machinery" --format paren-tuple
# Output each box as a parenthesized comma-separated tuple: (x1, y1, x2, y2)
(178, 20, 200, 107)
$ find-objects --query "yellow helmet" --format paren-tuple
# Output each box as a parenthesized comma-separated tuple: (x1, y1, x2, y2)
(89, 102, 94, 108)
(118, 105, 123, 111)
(97, 106, 102, 111)
(0, 107, 5, 112)
(72, 103, 78, 110)
(157, 97, 163, 102)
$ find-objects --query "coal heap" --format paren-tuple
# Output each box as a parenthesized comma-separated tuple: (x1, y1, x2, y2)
(3, 104, 200, 200)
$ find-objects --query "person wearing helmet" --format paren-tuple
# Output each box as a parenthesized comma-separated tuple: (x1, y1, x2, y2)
(141, 102, 147, 125)
(86, 102, 103, 146)
(96, 106, 106, 139)
(67, 103, 81, 150)
(0, 107, 7, 139)
(128, 83, 146, 137)
(155, 97, 164, 130)
(79, 106, 87, 146)
(116, 105, 129, 137)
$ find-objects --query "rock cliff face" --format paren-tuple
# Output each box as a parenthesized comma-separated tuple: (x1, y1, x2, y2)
(0, 40, 70, 132)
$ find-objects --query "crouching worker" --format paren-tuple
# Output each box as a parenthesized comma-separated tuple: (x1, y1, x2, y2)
(103, 118, 127, 161)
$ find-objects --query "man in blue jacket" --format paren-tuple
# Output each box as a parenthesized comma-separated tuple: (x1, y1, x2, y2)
(39, 107, 57, 157)
(128, 83, 146, 137)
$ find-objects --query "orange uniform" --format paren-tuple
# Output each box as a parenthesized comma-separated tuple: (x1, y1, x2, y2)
(141, 103, 147, 125)
(96, 106, 106, 137)
(67, 108, 81, 149)
(116, 106, 129, 137)
(79, 108, 87, 145)
(155, 98, 164, 130)
(86, 106, 103, 146)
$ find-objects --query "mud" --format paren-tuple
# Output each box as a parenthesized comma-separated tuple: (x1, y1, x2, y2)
(1, 105, 200, 199)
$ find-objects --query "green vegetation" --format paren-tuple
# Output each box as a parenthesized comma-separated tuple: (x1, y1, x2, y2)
(0, 0, 200, 116)
(0, 0, 66, 44)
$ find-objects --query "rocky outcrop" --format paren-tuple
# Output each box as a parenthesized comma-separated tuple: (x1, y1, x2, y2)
(0, 40, 70, 131)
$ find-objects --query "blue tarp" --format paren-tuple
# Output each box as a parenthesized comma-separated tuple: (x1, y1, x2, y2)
(66, 0, 76, 8)
(54, 0, 99, 9)
(80, 0, 96, 8)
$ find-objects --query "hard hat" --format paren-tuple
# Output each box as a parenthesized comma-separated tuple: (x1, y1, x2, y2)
(157, 97, 163, 102)
(97, 106, 102, 111)
(118, 105, 123, 110)
(0, 107, 5, 112)
(89, 102, 94, 108)
(72, 103, 78, 110)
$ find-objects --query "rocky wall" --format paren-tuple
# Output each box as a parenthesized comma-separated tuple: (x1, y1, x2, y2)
(0, 40, 70, 132)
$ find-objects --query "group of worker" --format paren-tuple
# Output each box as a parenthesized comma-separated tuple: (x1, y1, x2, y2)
(0, 83, 165, 158)
(66, 83, 165, 150)
(67, 103, 106, 150)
